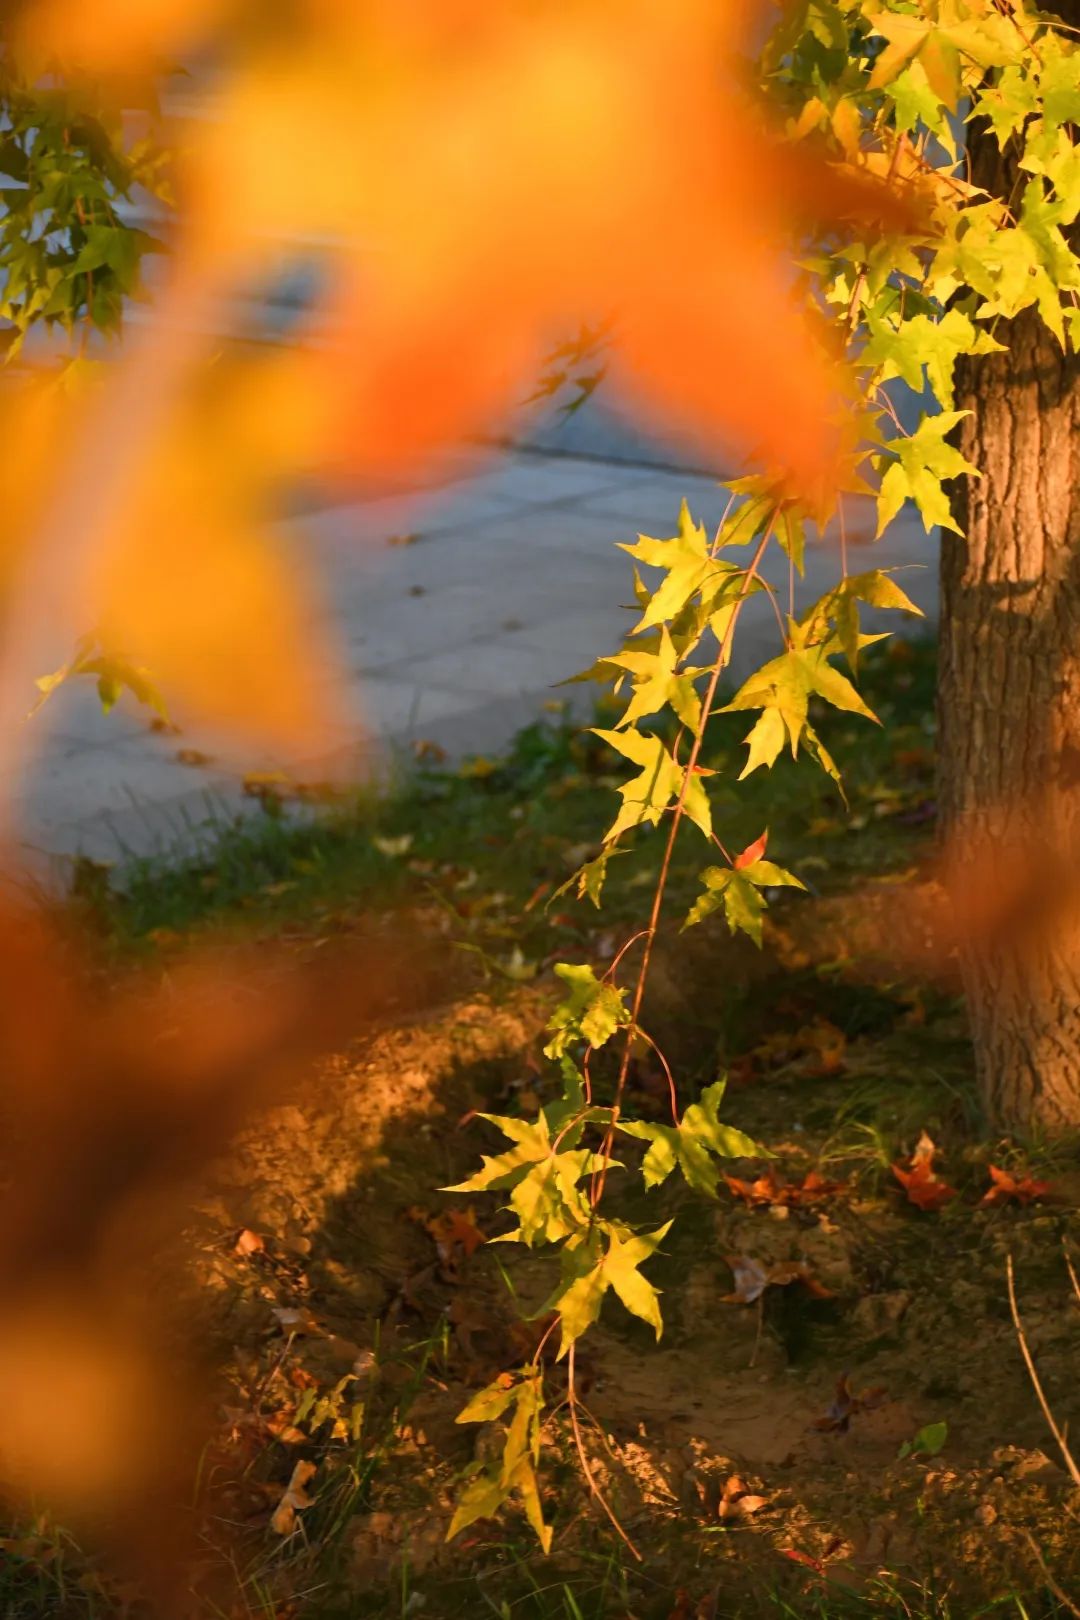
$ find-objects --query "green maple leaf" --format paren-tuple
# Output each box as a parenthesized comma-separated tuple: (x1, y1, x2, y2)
(801, 569, 923, 670)
(450, 1369, 551, 1551)
(1039, 34, 1080, 134)
(594, 728, 711, 841)
(619, 1080, 760, 1198)
(975, 63, 1038, 148)
(724, 643, 878, 775)
(887, 60, 955, 145)
(544, 962, 629, 1057)
(876, 411, 978, 535)
(867, 14, 930, 89)
(619, 500, 717, 630)
(444, 1112, 554, 1194)
(505, 1148, 614, 1246)
(864, 309, 1003, 409)
(552, 847, 625, 909)
(605, 625, 702, 731)
(683, 858, 806, 946)
(447, 1104, 615, 1248)
(554, 1221, 673, 1356)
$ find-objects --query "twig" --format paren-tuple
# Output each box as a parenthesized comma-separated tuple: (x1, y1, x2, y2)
(1006, 1252, 1080, 1489)
(567, 1343, 642, 1559)
(1063, 1239, 1080, 1311)
(749, 1294, 765, 1371)
(1021, 1528, 1080, 1620)
(632, 1023, 680, 1126)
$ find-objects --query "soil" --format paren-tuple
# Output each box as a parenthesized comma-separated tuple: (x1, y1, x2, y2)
(166, 877, 1080, 1619)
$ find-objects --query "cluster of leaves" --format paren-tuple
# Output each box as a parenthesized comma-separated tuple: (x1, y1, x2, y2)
(445, 0, 1080, 1553)
(0, 58, 168, 357)
(0, 49, 173, 719)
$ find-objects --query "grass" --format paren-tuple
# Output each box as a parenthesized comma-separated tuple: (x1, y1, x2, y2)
(77, 635, 939, 960)
(15, 635, 1080, 1620)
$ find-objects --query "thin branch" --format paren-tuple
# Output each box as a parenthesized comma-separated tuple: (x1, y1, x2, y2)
(589, 519, 777, 1209)
(603, 929, 650, 984)
(1021, 1529, 1080, 1620)
(632, 1023, 680, 1126)
(757, 573, 790, 645)
(1006, 1252, 1080, 1490)
(567, 1343, 642, 1560)
(1064, 1240, 1080, 1311)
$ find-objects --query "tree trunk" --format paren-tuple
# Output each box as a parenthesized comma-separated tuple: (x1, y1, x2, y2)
(939, 88, 1080, 1132)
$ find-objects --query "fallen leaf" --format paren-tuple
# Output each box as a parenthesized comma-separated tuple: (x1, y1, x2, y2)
(271, 1306, 322, 1336)
(813, 1372, 888, 1434)
(723, 1255, 835, 1304)
(372, 835, 414, 857)
(425, 1207, 487, 1264)
(980, 1164, 1053, 1207)
(724, 1167, 844, 1208)
(270, 1459, 317, 1535)
(411, 738, 447, 764)
(233, 1228, 265, 1257)
(891, 1130, 957, 1212)
(717, 1474, 769, 1520)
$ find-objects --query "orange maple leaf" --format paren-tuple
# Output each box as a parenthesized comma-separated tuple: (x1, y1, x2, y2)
(980, 1164, 1053, 1207)
(891, 1130, 957, 1212)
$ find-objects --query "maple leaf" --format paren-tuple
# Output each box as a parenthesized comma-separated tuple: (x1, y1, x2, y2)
(683, 856, 805, 945)
(619, 501, 721, 630)
(725, 1167, 844, 1208)
(619, 1079, 760, 1198)
(426, 1207, 487, 1262)
(891, 1130, 957, 1212)
(450, 1368, 551, 1552)
(594, 727, 712, 842)
(544, 961, 629, 1058)
(814, 1373, 889, 1434)
(604, 624, 703, 731)
(980, 1164, 1053, 1207)
(270, 1459, 317, 1536)
(723, 1255, 835, 1305)
(553, 1221, 673, 1355)
(725, 642, 879, 779)
(876, 412, 979, 536)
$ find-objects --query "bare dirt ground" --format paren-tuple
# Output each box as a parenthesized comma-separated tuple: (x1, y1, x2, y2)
(171, 880, 1080, 1620)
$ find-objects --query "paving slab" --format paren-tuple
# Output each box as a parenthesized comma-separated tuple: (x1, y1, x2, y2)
(14, 447, 940, 882)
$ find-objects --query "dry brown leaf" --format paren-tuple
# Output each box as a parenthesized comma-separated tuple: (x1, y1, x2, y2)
(270, 1459, 317, 1536)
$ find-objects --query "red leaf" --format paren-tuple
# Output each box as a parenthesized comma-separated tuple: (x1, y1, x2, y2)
(813, 1372, 888, 1433)
(725, 1167, 844, 1208)
(980, 1164, 1053, 1207)
(891, 1131, 956, 1212)
(734, 830, 768, 870)
(781, 1548, 826, 1575)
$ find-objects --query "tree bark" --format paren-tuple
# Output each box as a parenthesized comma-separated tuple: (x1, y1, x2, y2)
(939, 75, 1080, 1132)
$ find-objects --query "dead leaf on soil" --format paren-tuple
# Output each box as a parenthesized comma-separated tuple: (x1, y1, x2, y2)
(725, 1167, 844, 1209)
(408, 1204, 488, 1266)
(723, 1255, 836, 1305)
(891, 1130, 957, 1212)
(813, 1373, 888, 1434)
(980, 1165, 1053, 1207)
(270, 1459, 317, 1536)
(780, 1534, 844, 1577)
(716, 1474, 769, 1520)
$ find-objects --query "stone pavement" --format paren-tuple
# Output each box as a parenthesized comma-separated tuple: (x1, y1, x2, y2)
(15, 446, 939, 881)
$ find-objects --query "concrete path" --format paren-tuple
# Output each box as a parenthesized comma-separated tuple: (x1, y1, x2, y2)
(15, 447, 939, 880)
